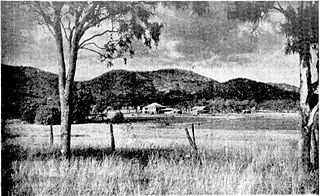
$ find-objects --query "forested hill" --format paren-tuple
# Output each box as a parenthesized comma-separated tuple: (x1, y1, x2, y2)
(268, 82, 299, 93)
(2, 64, 60, 119)
(138, 69, 220, 93)
(220, 78, 299, 102)
(82, 68, 220, 95)
(2, 64, 299, 119)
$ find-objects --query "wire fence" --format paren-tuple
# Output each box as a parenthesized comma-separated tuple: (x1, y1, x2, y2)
(46, 114, 300, 149)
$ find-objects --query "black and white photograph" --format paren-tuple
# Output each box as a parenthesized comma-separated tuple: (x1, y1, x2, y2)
(1, 1, 319, 195)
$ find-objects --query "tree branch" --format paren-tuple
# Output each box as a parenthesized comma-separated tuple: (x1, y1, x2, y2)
(34, 2, 54, 25)
(81, 14, 111, 33)
(65, 16, 75, 50)
(273, 2, 289, 16)
(45, 22, 55, 37)
(307, 102, 319, 128)
(251, 23, 260, 35)
(81, 46, 105, 56)
(61, 22, 69, 41)
(29, 2, 55, 36)
(78, 2, 99, 30)
(80, 42, 105, 50)
(74, 5, 83, 27)
(79, 29, 118, 47)
(276, 2, 285, 12)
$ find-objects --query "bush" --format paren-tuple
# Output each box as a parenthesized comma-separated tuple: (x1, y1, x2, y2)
(111, 112, 124, 124)
(72, 85, 94, 124)
(258, 99, 299, 112)
(34, 105, 60, 125)
(21, 103, 38, 123)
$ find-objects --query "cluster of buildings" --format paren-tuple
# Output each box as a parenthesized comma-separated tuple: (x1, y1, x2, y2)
(90, 102, 212, 120)
(90, 101, 256, 121)
(142, 102, 210, 115)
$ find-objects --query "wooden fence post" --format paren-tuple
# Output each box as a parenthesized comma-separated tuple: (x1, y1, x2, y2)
(185, 128, 197, 151)
(191, 123, 196, 146)
(50, 123, 54, 146)
(110, 124, 115, 152)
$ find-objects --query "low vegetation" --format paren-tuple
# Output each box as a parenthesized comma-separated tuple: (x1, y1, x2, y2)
(3, 142, 318, 195)
(111, 112, 125, 124)
(2, 114, 318, 195)
(34, 105, 61, 125)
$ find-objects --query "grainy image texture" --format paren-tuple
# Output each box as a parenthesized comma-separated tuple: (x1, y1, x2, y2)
(1, 1, 319, 195)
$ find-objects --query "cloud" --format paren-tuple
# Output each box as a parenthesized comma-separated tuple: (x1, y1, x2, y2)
(1, 1, 301, 86)
(164, 40, 184, 59)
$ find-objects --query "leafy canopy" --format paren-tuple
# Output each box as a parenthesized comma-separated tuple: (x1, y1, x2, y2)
(227, 1, 319, 55)
(22, 1, 209, 67)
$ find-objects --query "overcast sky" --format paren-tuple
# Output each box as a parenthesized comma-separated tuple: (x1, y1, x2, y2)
(1, 1, 301, 86)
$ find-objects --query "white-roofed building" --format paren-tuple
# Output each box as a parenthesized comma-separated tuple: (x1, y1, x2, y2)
(142, 102, 166, 114)
(191, 106, 210, 115)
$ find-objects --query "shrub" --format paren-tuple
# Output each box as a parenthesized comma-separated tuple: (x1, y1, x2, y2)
(258, 99, 299, 112)
(34, 105, 60, 125)
(72, 85, 94, 124)
(21, 103, 38, 123)
(111, 112, 124, 124)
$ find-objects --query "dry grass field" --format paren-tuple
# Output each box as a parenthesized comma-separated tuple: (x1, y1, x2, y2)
(2, 112, 319, 195)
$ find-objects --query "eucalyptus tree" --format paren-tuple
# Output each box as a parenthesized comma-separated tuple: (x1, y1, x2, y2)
(228, 1, 319, 172)
(22, 1, 208, 157)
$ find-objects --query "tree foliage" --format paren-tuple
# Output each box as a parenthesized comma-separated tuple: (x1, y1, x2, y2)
(111, 111, 124, 124)
(72, 83, 94, 123)
(227, 2, 275, 23)
(19, 1, 166, 67)
(227, 1, 319, 55)
(34, 104, 61, 125)
(280, 2, 318, 55)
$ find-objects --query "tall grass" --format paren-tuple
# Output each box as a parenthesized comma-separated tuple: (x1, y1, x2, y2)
(3, 141, 318, 195)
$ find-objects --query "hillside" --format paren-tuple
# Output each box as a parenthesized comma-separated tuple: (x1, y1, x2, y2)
(83, 68, 220, 93)
(2, 64, 59, 119)
(1, 64, 299, 120)
(268, 82, 299, 93)
(221, 78, 299, 102)
(138, 69, 220, 93)
(82, 69, 157, 108)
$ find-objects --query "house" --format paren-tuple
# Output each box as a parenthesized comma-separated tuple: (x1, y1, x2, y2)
(242, 109, 251, 114)
(142, 102, 166, 114)
(163, 108, 182, 115)
(191, 106, 210, 115)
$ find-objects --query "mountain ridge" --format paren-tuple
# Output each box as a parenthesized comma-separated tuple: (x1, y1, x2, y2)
(1, 64, 299, 119)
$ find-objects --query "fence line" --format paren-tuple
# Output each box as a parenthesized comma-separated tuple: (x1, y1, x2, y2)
(168, 119, 224, 127)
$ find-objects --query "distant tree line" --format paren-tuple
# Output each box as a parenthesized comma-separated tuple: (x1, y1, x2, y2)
(5, 75, 299, 125)
(18, 84, 94, 125)
(92, 86, 299, 115)
(8, 83, 299, 125)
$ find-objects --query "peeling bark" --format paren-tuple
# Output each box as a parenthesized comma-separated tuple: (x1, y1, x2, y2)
(299, 49, 313, 172)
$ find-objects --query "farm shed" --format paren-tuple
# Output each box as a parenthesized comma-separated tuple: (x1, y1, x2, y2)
(191, 106, 210, 115)
(143, 102, 166, 114)
(162, 108, 182, 115)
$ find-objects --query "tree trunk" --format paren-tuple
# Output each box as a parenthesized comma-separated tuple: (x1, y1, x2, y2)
(110, 124, 115, 152)
(59, 45, 79, 158)
(60, 96, 72, 158)
(299, 51, 313, 173)
(53, 13, 80, 157)
(309, 44, 319, 170)
(310, 108, 319, 170)
(50, 122, 54, 146)
(53, 14, 71, 158)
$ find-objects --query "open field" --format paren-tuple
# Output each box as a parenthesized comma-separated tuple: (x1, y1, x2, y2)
(2, 112, 318, 195)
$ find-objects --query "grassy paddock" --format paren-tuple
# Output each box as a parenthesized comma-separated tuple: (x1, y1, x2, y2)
(3, 143, 318, 195)
(2, 114, 318, 195)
